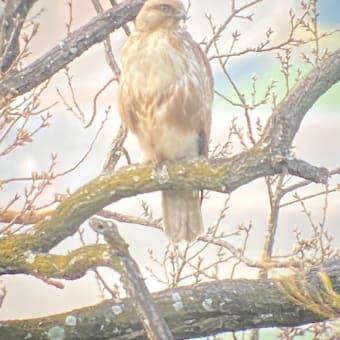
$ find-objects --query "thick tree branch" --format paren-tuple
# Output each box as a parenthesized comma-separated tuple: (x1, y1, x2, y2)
(0, 0, 37, 72)
(261, 48, 340, 154)
(273, 156, 329, 183)
(0, 243, 113, 279)
(1, 257, 339, 339)
(0, 0, 144, 98)
(0, 151, 329, 271)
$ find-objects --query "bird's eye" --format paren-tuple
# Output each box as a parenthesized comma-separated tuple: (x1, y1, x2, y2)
(159, 4, 172, 13)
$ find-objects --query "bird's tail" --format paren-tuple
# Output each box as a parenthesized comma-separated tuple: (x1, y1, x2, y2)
(162, 189, 204, 243)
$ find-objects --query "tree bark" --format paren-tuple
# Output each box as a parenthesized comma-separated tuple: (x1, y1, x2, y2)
(0, 0, 144, 98)
(1, 257, 339, 339)
(89, 217, 174, 340)
(0, 0, 37, 72)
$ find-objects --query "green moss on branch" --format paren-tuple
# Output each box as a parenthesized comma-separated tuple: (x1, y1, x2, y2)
(0, 243, 115, 279)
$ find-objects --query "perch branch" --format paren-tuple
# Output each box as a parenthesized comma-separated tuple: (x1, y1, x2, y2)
(0, 153, 329, 275)
(0, 150, 328, 263)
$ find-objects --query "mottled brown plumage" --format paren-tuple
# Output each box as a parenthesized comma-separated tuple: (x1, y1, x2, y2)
(119, 0, 213, 242)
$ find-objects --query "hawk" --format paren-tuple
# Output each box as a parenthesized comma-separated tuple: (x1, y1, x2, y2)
(119, 0, 213, 242)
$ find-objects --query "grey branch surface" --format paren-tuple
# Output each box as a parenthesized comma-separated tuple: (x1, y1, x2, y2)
(261, 48, 340, 154)
(0, 0, 37, 72)
(1, 257, 339, 339)
(89, 217, 174, 340)
(0, 150, 330, 268)
(0, 0, 144, 97)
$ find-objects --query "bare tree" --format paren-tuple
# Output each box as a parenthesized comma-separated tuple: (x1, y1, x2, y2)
(0, 0, 339, 339)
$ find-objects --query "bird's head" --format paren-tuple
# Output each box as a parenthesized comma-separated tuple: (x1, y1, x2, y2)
(136, 0, 187, 32)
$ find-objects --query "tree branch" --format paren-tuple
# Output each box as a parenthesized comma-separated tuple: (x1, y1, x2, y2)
(0, 151, 329, 270)
(1, 257, 339, 339)
(0, 0, 37, 72)
(89, 217, 174, 340)
(0, 0, 144, 98)
(261, 48, 340, 154)
(0, 207, 52, 224)
(0, 243, 114, 279)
